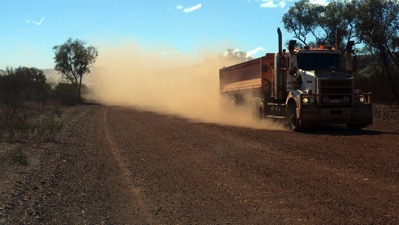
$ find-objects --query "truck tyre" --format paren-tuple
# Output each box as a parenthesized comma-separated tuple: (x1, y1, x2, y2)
(258, 102, 265, 120)
(251, 100, 265, 120)
(288, 102, 300, 131)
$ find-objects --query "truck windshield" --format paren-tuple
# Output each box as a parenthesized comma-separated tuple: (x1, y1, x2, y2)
(297, 53, 341, 70)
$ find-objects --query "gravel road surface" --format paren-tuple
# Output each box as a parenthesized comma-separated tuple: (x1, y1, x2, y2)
(1, 104, 399, 224)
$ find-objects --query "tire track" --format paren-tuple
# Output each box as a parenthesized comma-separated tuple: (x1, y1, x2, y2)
(102, 107, 157, 224)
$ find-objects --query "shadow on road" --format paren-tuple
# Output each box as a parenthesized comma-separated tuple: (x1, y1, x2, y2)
(302, 125, 398, 136)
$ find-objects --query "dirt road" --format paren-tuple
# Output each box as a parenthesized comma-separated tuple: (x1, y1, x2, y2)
(1, 105, 399, 224)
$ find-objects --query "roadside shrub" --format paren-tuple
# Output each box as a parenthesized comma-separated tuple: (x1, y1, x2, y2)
(0, 67, 52, 120)
(32, 113, 63, 141)
(0, 102, 64, 143)
(0, 70, 29, 120)
(0, 66, 65, 143)
(53, 83, 79, 105)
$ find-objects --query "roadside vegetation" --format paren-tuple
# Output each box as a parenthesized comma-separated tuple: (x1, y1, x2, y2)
(0, 38, 98, 144)
(0, 66, 64, 143)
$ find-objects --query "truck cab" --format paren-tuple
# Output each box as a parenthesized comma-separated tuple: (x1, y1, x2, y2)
(284, 48, 372, 130)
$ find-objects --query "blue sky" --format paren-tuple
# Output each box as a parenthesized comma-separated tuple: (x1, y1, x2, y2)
(0, 0, 328, 69)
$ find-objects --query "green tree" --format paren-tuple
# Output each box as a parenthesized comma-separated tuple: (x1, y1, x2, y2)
(53, 38, 98, 103)
(282, 0, 319, 46)
(355, 0, 399, 101)
(319, 0, 359, 50)
(283, 0, 358, 51)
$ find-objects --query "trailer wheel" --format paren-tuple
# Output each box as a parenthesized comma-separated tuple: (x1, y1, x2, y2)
(288, 102, 300, 131)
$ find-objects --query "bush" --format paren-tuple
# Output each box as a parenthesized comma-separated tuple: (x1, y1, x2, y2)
(53, 83, 80, 105)
(0, 67, 67, 143)
(0, 67, 52, 120)
(0, 102, 64, 142)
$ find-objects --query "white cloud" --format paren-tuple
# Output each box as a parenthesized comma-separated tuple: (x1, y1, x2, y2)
(279, 1, 287, 8)
(246, 47, 265, 57)
(233, 49, 242, 53)
(259, 0, 286, 8)
(183, 3, 202, 13)
(26, 17, 45, 26)
(176, 3, 202, 13)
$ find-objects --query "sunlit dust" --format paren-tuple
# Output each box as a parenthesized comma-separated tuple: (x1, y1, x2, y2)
(88, 41, 285, 130)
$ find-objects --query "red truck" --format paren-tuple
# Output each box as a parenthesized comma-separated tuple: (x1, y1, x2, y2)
(219, 28, 372, 131)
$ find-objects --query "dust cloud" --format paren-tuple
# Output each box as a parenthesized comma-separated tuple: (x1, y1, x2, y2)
(89, 41, 284, 130)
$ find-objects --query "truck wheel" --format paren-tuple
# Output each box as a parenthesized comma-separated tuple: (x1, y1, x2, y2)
(251, 101, 265, 120)
(288, 103, 300, 131)
(258, 102, 265, 120)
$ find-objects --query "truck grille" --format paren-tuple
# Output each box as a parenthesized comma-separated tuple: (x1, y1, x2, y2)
(319, 79, 352, 106)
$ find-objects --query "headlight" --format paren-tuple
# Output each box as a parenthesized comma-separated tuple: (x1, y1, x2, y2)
(303, 96, 316, 104)
(359, 96, 365, 103)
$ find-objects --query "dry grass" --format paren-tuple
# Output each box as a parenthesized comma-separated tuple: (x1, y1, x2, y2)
(0, 102, 64, 143)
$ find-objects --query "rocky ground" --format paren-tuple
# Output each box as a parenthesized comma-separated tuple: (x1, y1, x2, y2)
(1, 104, 398, 224)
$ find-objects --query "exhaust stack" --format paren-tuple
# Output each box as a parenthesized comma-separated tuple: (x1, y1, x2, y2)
(274, 27, 284, 100)
(277, 28, 282, 56)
